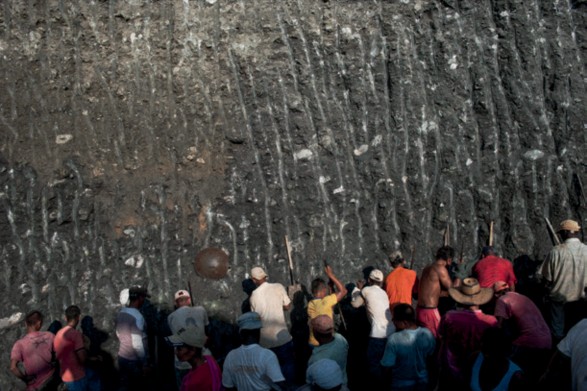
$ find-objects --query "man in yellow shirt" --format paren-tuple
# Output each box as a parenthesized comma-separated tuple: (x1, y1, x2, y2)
(308, 265, 347, 346)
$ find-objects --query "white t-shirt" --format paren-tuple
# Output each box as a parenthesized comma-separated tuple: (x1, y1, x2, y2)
(116, 307, 147, 361)
(222, 343, 285, 391)
(250, 282, 292, 348)
(558, 319, 587, 391)
(168, 305, 209, 370)
(351, 285, 394, 338)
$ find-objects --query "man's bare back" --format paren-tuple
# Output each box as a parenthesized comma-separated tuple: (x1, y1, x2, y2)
(418, 260, 453, 308)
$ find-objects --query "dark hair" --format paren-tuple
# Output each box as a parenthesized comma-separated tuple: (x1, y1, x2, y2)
(25, 310, 43, 326)
(481, 246, 495, 257)
(435, 246, 455, 261)
(65, 305, 81, 321)
(393, 303, 416, 323)
(311, 278, 327, 295)
(390, 255, 405, 268)
(239, 328, 261, 344)
(560, 230, 580, 240)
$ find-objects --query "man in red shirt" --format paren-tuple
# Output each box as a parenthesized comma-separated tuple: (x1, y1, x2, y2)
(472, 246, 517, 290)
(53, 305, 87, 391)
(166, 325, 222, 391)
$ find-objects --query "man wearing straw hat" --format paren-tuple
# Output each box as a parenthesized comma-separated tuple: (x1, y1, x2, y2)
(541, 219, 587, 340)
(438, 278, 497, 389)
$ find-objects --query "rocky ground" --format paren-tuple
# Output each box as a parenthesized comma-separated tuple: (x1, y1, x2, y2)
(0, 0, 586, 388)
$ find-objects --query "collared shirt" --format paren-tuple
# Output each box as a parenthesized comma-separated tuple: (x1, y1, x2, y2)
(542, 238, 587, 302)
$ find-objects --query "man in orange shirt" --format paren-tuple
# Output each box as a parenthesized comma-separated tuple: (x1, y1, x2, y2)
(54, 305, 87, 391)
(385, 251, 417, 311)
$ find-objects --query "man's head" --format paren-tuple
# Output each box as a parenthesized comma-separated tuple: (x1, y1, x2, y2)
(128, 286, 150, 307)
(493, 281, 510, 298)
(174, 289, 191, 307)
(448, 278, 493, 308)
(368, 269, 384, 287)
(250, 267, 268, 286)
(558, 219, 581, 240)
(65, 305, 81, 326)
(237, 312, 262, 344)
(25, 310, 43, 331)
(306, 359, 344, 391)
(481, 246, 495, 258)
(389, 250, 405, 268)
(166, 325, 206, 363)
(311, 278, 328, 298)
(311, 315, 334, 345)
(435, 246, 455, 264)
(392, 303, 416, 331)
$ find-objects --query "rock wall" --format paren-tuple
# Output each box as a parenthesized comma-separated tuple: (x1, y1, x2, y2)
(0, 0, 586, 387)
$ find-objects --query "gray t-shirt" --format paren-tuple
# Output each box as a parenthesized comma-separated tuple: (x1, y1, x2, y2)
(307, 333, 349, 384)
(542, 238, 587, 302)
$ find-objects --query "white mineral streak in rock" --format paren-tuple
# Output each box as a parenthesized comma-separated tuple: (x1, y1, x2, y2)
(294, 149, 313, 160)
(371, 135, 382, 147)
(196, 158, 205, 164)
(333, 186, 344, 194)
(56, 134, 73, 144)
(402, 176, 408, 183)
(354, 144, 369, 156)
(523, 150, 544, 161)
(205, 0, 217, 4)
(42, 284, 50, 293)
(448, 55, 458, 70)
(319, 176, 331, 184)
(466, 158, 473, 166)
(0, 313, 23, 330)
(125, 254, 144, 268)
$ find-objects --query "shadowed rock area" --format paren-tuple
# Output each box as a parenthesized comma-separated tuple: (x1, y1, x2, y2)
(0, 0, 586, 387)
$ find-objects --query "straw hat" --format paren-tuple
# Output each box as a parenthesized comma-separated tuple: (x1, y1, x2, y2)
(448, 278, 493, 306)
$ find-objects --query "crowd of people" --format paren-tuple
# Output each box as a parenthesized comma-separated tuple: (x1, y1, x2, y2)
(9, 219, 587, 391)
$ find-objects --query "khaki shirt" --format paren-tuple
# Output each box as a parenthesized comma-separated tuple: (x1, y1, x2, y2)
(542, 238, 587, 302)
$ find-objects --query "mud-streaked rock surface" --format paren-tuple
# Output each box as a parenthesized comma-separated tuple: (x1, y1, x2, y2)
(0, 0, 586, 387)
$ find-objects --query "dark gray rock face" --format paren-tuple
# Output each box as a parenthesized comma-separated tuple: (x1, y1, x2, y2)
(0, 0, 585, 386)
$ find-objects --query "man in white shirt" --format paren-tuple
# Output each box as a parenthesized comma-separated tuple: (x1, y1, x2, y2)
(541, 219, 587, 339)
(351, 268, 394, 389)
(222, 312, 286, 391)
(249, 266, 295, 384)
(556, 319, 587, 391)
(116, 286, 150, 390)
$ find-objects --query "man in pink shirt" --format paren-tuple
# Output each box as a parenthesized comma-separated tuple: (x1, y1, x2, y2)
(493, 281, 552, 383)
(10, 310, 59, 390)
(438, 278, 497, 389)
(53, 305, 87, 391)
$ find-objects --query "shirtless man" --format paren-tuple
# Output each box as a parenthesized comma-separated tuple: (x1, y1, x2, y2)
(417, 246, 458, 338)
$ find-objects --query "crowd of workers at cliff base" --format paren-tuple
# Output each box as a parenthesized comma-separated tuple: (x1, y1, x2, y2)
(9, 219, 587, 391)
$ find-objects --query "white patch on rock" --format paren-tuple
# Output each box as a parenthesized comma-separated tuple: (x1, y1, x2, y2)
(371, 135, 382, 147)
(56, 134, 73, 144)
(319, 176, 331, 184)
(402, 176, 408, 183)
(294, 149, 313, 160)
(125, 255, 144, 268)
(466, 158, 473, 166)
(354, 144, 369, 156)
(523, 150, 544, 161)
(448, 55, 458, 70)
(333, 186, 344, 194)
(0, 313, 23, 330)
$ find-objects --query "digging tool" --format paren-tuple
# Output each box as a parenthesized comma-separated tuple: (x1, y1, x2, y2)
(544, 216, 562, 246)
(489, 221, 494, 247)
(409, 245, 416, 270)
(443, 223, 450, 247)
(188, 281, 194, 307)
(284, 235, 302, 298)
